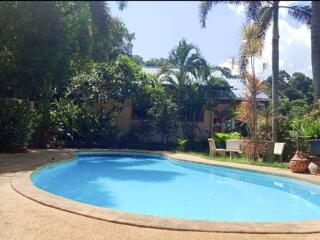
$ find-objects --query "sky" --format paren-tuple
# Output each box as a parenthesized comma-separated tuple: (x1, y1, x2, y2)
(109, 1, 312, 79)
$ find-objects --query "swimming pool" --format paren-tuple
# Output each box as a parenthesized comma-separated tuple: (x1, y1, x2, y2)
(32, 152, 320, 222)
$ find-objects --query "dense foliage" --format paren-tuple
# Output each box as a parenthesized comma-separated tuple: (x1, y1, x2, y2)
(0, 99, 35, 150)
(213, 132, 242, 148)
(0, 1, 134, 100)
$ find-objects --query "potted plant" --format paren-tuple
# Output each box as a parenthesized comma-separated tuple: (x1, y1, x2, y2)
(288, 128, 310, 173)
(301, 119, 320, 156)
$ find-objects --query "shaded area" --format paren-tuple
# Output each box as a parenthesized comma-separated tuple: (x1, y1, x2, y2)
(33, 155, 184, 209)
(0, 149, 76, 174)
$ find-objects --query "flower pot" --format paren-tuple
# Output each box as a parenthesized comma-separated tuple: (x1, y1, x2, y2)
(309, 139, 320, 156)
(308, 156, 320, 174)
(289, 152, 310, 173)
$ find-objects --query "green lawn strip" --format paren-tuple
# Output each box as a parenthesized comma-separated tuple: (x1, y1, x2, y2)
(180, 151, 288, 169)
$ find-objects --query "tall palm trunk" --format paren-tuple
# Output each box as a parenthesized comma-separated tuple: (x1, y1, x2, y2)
(272, 1, 279, 142)
(312, 1, 320, 103)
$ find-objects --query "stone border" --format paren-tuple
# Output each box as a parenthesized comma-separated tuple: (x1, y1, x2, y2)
(10, 150, 320, 234)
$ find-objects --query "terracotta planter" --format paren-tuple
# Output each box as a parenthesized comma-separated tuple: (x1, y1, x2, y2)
(289, 152, 310, 173)
(308, 156, 320, 174)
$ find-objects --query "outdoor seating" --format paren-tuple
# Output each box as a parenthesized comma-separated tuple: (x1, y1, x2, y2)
(226, 139, 243, 158)
(274, 142, 286, 162)
(208, 138, 226, 157)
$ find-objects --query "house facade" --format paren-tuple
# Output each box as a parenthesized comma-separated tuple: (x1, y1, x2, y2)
(116, 66, 269, 143)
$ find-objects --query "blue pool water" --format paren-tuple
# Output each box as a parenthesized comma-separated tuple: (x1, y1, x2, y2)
(32, 152, 320, 222)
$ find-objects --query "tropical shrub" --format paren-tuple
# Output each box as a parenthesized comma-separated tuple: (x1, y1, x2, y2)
(177, 138, 189, 152)
(49, 99, 80, 146)
(301, 119, 320, 139)
(212, 132, 242, 148)
(0, 99, 35, 150)
(147, 84, 177, 144)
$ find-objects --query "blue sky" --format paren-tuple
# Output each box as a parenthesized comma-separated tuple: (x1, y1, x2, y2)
(109, 1, 312, 78)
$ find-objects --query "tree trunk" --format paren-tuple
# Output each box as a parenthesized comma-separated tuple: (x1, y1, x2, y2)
(312, 1, 320, 103)
(272, 2, 279, 142)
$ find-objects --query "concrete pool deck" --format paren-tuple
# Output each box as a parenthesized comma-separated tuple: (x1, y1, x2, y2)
(1, 149, 320, 239)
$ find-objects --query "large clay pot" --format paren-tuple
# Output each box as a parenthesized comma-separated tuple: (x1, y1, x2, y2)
(308, 156, 320, 174)
(289, 152, 310, 173)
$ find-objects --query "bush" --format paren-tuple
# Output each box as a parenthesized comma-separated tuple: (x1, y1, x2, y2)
(0, 99, 35, 150)
(212, 132, 242, 148)
(301, 103, 320, 139)
(177, 138, 188, 152)
(49, 99, 80, 147)
(32, 98, 79, 147)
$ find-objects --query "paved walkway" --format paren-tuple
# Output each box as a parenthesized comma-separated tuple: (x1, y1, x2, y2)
(1, 149, 319, 240)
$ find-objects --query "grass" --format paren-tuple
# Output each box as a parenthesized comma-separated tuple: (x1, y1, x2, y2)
(180, 151, 289, 169)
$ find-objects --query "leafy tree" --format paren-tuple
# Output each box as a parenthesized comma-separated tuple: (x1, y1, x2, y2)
(59, 2, 93, 72)
(130, 75, 177, 145)
(264, 71, 313, 104)
(109, 17, 135, 59)
(145, 58, 173, 67)
(0, 1, 71, 100)
(63, 55, 150, 147)
(289, 72, 313, 104)
(0, 99, 35, 150)
(88, 1, 111, 61)
(279, 97, 308, 118)
(131, 55, 144, 65)
(148, 90, 177, 144)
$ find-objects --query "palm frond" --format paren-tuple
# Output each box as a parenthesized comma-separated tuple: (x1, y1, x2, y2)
(199, 1, 214, 28)
(288, 5, 311, 27)
(159, 67, 177, 85)
(199, 1, 244, 28)
(240, 23, 264, 57)
(246, 1, 263, 21)
(117, 1, 128, 11)
(255, 6, 273, 40)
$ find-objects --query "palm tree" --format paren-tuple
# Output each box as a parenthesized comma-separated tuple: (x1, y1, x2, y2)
(311, 1, 320, 102)
(199, 1, 311, 142)
(160, 40, 207, 141)
(238, 23, 265, 160)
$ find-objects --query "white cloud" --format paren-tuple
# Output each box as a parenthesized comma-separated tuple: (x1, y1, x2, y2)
(220, 58, 239, 76)
(261, 19, 311, 77)
(227, 4, 245, 16)
(222, 4, 312, 78)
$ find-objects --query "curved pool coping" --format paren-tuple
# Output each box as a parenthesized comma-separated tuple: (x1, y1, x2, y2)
(10, 149, 320, 234)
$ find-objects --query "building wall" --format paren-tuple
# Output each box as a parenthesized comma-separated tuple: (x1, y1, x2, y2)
(115, 99, 261, 143)
(116, 99, 132, 135)
(116, 100, 214, 143)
